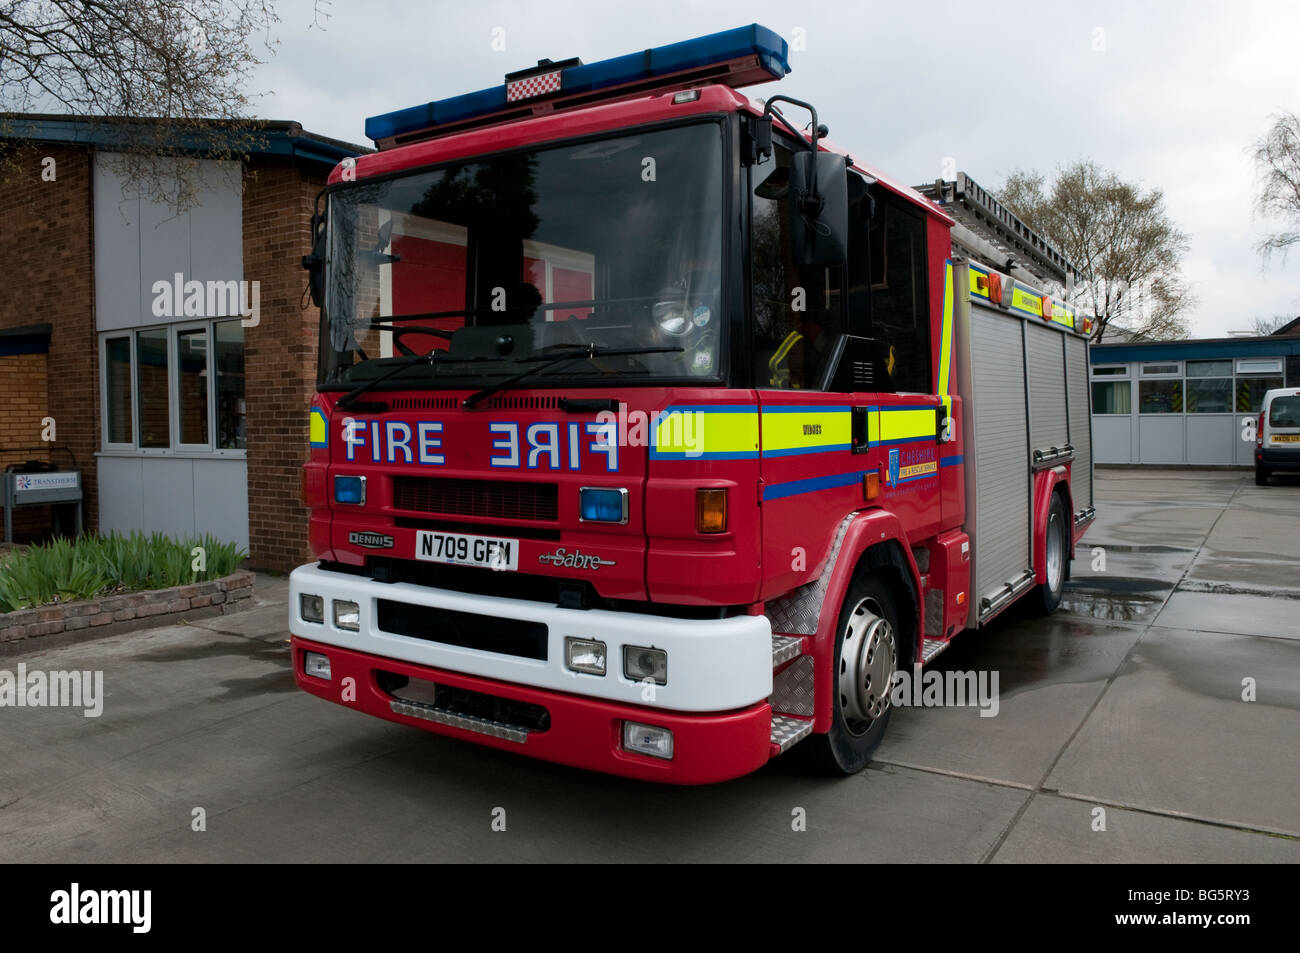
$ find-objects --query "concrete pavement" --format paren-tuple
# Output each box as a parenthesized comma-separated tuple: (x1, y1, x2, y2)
(1, 468, 1296, 862)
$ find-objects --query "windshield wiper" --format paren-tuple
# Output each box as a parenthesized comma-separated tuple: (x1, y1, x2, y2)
(335, 352, 443, 410)
(462, 344, 683, 409)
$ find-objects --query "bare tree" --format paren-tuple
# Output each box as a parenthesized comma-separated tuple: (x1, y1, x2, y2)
(1249, 314, 1293, 336)
(1253, 111, 1300, 263)
(999, 161, 1194, 343)
(0, 0, 284, 208)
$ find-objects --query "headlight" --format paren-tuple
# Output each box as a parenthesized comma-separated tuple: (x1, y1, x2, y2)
(300, 593, 324, 623)
(624, 645, 667, 685)
(333, 600, 361, 631)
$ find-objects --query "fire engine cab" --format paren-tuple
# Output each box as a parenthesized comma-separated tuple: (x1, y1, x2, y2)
(290, 24, 1095, 783)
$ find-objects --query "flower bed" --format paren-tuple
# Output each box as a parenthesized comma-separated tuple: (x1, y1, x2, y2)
(0, 571, 255, 648)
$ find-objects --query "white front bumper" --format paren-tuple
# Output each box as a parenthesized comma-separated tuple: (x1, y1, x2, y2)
(289, 564, 773, 713)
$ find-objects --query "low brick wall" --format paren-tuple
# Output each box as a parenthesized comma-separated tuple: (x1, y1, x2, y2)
(0, 571, 255, 648)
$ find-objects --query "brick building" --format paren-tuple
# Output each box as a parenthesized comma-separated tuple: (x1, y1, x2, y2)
(0, 116, 365, 570)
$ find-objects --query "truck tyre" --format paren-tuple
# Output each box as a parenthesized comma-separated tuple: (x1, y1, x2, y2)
(1255, 465, 1270, 486)
(1035, 493, 1068, 614)
(808, 573, 910, 775)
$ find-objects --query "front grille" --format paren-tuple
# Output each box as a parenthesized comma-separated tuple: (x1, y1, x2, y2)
(391, 475, 558, 521)
(378, 599, 548, 660)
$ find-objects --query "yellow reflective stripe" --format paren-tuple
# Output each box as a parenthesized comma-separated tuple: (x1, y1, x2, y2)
(877, 407, 935, 443)
(309, 408, 328, 447)
(969, 264, 990, 299)
(761, 409, 852, 455)
(652, 407, 759, 458)
(1010, 287, 1043, 317)
(938, 262, 954, 415)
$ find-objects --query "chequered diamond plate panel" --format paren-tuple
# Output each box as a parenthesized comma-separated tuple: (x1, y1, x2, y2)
(770, 655, 815, 716)
(770, 714, 814, 752)
(391, 699, 530, 744)
(766, 513, 855, 636)
(771, 634, 803, 666)
(921, 638, 950, 664)
(925, 587, 945, 636)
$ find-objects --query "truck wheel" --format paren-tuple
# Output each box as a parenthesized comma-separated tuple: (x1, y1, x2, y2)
(808, 574, 910, 775)
(1255, 466, 1270, 487)
(1035, 493, 1068, 614)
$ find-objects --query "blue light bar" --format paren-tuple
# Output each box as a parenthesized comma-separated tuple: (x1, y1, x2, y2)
(365, 23, 790, 143)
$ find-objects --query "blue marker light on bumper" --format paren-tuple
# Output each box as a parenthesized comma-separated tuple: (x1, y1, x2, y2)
(334, 475, 366, 505)
(579, 487, 628, 524)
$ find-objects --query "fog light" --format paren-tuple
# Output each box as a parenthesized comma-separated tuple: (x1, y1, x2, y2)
(303, 651, 331, 680)
(300, 593, 324, 623)
(579, 487, 628, 524)
(333, 599, 360, 631)
(623, 645, 667, 685)
(623, 721, 673, 760)
(334, 475, 366, 505)
(565, 637, 607, 675)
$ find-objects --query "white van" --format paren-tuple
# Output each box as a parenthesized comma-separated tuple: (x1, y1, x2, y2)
(1256, 387, 1300, 485)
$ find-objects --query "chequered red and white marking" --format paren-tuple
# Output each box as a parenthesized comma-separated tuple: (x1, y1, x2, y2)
(507, 71, 562, 102)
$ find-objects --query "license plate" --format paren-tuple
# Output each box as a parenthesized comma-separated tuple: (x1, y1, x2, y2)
(415, 531, 519, 571)
(1273, 434, 1300, 443)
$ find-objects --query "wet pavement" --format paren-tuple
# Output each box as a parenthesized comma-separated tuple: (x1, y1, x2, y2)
(1, 468, 1297, 862)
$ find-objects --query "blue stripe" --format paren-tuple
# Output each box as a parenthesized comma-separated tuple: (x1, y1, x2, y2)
(656, 404, 758, 413)
(762, 444, 852, 458)
(763, 469, 867, 501)
(760, 405, 853, 413)
(650, 450, 759, 461)
(940, 455, 964, 467)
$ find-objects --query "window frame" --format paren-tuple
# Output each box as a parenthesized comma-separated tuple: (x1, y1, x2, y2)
(1090, 363, 1129, 378)
(100, 332, 137, 451)
(1138, 378, 1183, 414)
(1140, 361, 1182, 377)
(1090, 379, 1133, 415)
(98, 321, 247, 458)
(173, 320, 214, 453)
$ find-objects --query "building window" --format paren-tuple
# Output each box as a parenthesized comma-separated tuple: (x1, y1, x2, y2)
(177, 326, 209, 446)
(215, 320, 246, 449)
(1236, 358, 1282, 376)
(1091, 364, 1128, 377)
(1186, 359, 1232, 378)
(104, 336, 134, 445)
(1139, 379, 1182, 413)
(1237, 376, 1284, 413)
(101, 321, 245, 454)
(136, 328, 170, 448)
(1092, 381, 1132, 414)
(1186, 378, 1232, 413)
(1141, 362, 1181, 377)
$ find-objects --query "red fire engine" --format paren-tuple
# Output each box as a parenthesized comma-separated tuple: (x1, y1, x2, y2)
(291, 24, 1095, 783)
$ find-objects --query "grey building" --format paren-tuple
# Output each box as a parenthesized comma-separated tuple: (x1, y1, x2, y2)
(1090, 325, 1300, 465)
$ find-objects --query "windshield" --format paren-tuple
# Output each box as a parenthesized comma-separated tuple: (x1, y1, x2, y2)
(319, 122, 725, 390)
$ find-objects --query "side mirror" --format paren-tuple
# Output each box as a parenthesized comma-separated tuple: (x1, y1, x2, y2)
(302, 211, 326, 308)
(790, 150, 849, 266)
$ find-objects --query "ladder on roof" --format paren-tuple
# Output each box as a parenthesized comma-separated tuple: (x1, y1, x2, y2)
(915, 172, 1083, 291)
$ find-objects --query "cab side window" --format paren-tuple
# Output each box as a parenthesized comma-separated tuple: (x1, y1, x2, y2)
(751, 144, 844, 390)
(861, 192, 931, 393)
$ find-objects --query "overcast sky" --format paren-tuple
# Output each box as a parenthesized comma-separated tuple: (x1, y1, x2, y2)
(252, 0, 1300, 337)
